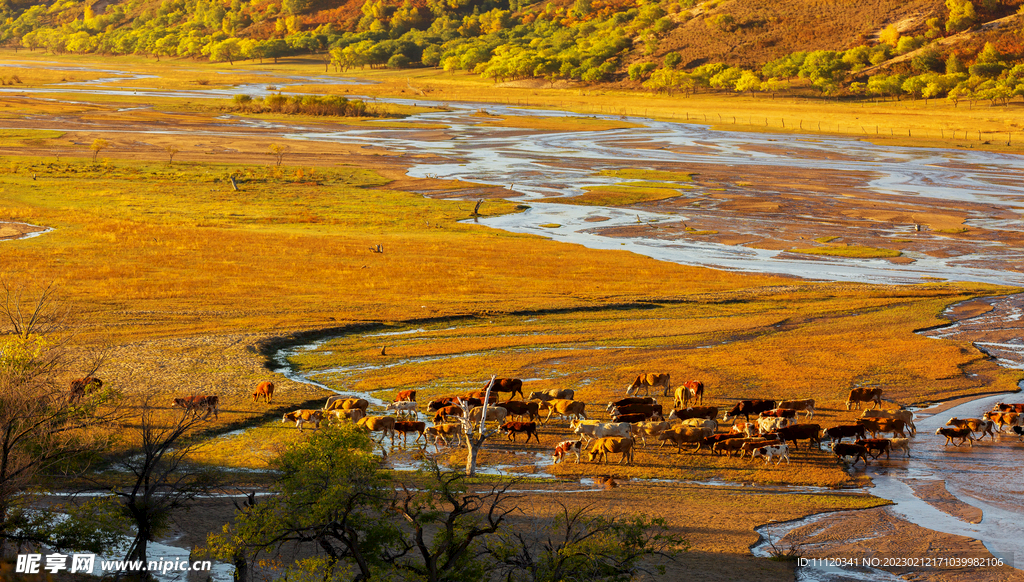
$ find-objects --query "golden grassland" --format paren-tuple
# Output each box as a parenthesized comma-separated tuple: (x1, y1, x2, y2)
(2, 55, 1023, 573)
(569, 184, 690, 206)
(789, 244, 903, 258)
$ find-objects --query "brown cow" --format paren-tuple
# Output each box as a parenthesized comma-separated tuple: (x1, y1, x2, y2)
(426, 423, 463, 448)
(393, 420, 426, 446)
(831, 442, 869, 466)
(855, 438, 891, 460)
(946, 417, 995, 441)
(936, 426, 974, 447)
(432, 405, 464, 424)
(701, 433, 745, 456)
(626, 373, 671, 397)
(861, 409, 917, 437)
(857, 418, 907, 439)
(846, 387, 882, 411)
(498, 400, 540, 422)
(609, 403, 663, 419)
(395, 389, 416, 402)
(656, 426, 712, 453)
(324, 396, 369, 412)
(326, 408, 365, 424)
(674, 380, 704, 407)
(983, 411, 1021, 432)
(172, 395, 219, 420)
(823, 424, 866, 443)
(252, 381, 274, 404)
(776, 399, 816, 419)
(282, 409, 322, 431)
(667, 406, 719, 422)
(606, 397, 655, 412)
(759, 408, 797, 419)
(487, 378, 524, 400)
(588, 437, 635, 464)
(500, 421, 539, 443)
(722, 400, 775, 422)
(70, 376, 103, 402)
(530, 388, 575, 401)
(544, 400, 587, 424)
(993, 402, 1024, 414)
(357, 415, 397, 445)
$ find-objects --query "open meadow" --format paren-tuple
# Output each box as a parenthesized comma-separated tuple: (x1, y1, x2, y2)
(2, 54, 1023, 581)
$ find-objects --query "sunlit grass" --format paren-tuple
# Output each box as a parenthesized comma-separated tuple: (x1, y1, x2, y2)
(789, 245, 902, 258)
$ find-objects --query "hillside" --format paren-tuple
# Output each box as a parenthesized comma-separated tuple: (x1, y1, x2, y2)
(0, 0, 1022, 103)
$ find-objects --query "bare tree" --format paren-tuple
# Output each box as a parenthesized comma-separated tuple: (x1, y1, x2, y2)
(108, 398, 220, 578)
(454, 375, 498, 476)
(0, 280, 124, 553)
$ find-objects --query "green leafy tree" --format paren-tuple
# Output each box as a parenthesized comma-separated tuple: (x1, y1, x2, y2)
(628, 61, 657, 81)
(946, 0, 976, 33)
(911, 47, 942, 72)
(734, 70, 761, 94)
(946, 52, 967, 74)
(867, 73, 907, 100)
(662, 51, 681, 69)
(210, 37, 242, 64)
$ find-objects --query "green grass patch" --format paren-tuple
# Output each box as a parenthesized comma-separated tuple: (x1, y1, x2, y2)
(597, 169, 693, 182)
(814, 236, 840, 243)
(0, 129, 65, 146)
(789, 245, 902, 258)
(559, 184, 684, 207)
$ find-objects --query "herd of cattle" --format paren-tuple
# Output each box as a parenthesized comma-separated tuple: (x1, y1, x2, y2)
(74, 371, 1018, 470)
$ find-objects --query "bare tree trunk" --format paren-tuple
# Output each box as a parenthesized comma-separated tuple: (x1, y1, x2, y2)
(462, 375, 495, 477)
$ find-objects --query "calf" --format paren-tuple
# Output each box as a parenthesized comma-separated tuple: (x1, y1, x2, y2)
(588, 437, 635, 464)
(544, 400, 587, 424)
(946, 417, 995, 441)
(729, 421, 758, 437)
(426, 423, 463, 448)
(395, 389, 416, 402)
(282, 409, 322, 431)
(935, 426, 974, 447)
(501, 421, 539, 443)
(702, 433, 745, 456)
(738, 436, 782, 459)
(552, 439, 583, 464)
(855, 438, 891, 460)
(432, 405, 464, 424)
(571, 420, 631, 445)
(776, 399, 815, 419)
(656, 426, 712, 453)
(385, 401, 418, 418)
(172, 395, 220, 420)
(830, 442, 869, 466)
(1012, 425, 1024, 440)
(468, 405, 508, 426)
(667, 406, 719, 422)
(393, 420, 426, 446)
(756, 416, 790, 434)
(723, 400, 776, 422)
(751, 443, 790, 465)
(823, 424, 866, 443)
(888, 437, 911, 458)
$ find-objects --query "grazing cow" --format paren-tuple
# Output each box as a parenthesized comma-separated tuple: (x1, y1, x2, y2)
(571, 420, 631, 445)
(857, 418, 907, 439)
(357, 416, 397, 445)
(611, 412, 651, 424)
(888, 437, 911, 458)
(468, 405, 508, 426)
(609, 403, 663, 420)
(393, 420, 426, 446)
(625, 373, 671, 397)
(432, 405, 464, 424)
(326, 408, 365, 424)
(500, 421, 539, 443)
(823, 424, 867, 443)
(830, 442, 869, 466)
(282, 409, 323, 431)
(759, 408, 797, 419)
(588, 437, 635, 464)
(983, 411, 1021, 432)
(385, 401, 418, 418)
(606, 397, 655, 412)
(756, 416, 790, 434)
(656, 426, 713, 453)
(630, 420, 673, 446)
(769, 423, 822, 450)
(552, 439, 584, 464)
(679, 418, 718, 432)
(667, 407, 719, 422)
(487, 378, 524, 400)
(325, 397, 369, 412)
(70, 376, 103, 402)
(529, 388, 575, 401)
(674, 380, 704, 407)
(936, 426, 974, 447)
(537, 398, 573, 413)
(993, 402, 1024, 414)
(751, 443, 790, 465)
(861, 409, 917, 437)
(462, 391, 500, 403)
(701, 433, 745, 456)
(498, 400, 540, 422)
(252, 381, 274, 404)
(855, 438, 892, 460)
(946, 417, 995, 441)
(544, 400, 587, 424)
(776, 399, 816, 419)
(729, 421, 758, 437)
(426, 423, 463, 448)
(846, 387, 883, 411)
(427, 397, 460, 412)
(172, 395, 220, 420)
(723, 400, 776, 422)
(395, 389, 416, 402)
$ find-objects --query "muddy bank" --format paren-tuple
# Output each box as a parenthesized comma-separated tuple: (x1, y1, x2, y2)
(0, 221, 49, 241)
